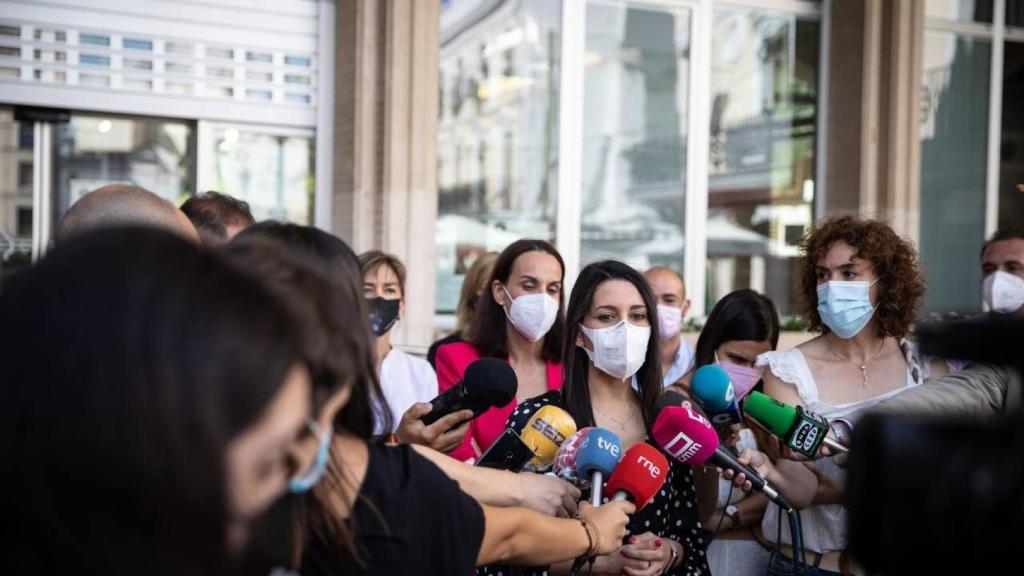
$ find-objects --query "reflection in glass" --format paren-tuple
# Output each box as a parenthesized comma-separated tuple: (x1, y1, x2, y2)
(435, 0, 561, 313)
(0, 108, 33, 287)
(580, 0, 690, 276)
(53, 114, 194, 228)
(707, 9, 818, 316)
(919, 32, 991, 314)
(925, 0, 994, 24)
(999, 41, 1024, 231)
(200, 127, 314, 225)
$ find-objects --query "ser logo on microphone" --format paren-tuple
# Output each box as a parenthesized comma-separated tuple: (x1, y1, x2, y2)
(530, 417, 568, 446)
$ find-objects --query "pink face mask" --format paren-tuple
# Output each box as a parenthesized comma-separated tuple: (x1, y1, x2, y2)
(714, 353, 765, 401)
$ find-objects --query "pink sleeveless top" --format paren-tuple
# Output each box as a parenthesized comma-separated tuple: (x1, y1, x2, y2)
(434, 341, 563, 462)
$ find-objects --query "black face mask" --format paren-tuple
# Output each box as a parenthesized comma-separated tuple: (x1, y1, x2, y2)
(368, 297, 400, 336)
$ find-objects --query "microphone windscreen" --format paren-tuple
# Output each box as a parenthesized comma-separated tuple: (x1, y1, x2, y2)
(554, 427, 593, 480)
(575, 427, 622, 477)
(605, 443, 669, 510)
(655, 390, 688, 415)
(691, 365, 735, 412)
(520, 405, 577, 471)
(743, 391, 798, 437)
(463, 358, 518, 407)
(652, 405, 719, 465)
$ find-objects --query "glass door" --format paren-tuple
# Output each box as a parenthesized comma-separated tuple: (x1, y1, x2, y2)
(0, 107, 34, 288)
(579, 0, 693, 273)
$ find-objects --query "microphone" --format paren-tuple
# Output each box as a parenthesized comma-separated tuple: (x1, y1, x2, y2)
(421, 358, 517, 425)
(691, 365, 742, 429)
(655, 390, 688, 414)
(574, 428, 622, 506)
(518, 405, 578, 472)
(652, 403, 793, 511)
(743, 391, 849, 458)
(605, 443, 669, 511)
(553, 427, 593, 483)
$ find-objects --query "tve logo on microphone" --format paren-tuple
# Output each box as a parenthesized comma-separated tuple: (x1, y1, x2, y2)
(598, 435, 621, 458)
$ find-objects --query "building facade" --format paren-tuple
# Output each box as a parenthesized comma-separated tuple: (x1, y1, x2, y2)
(3, 0, 1022, 349)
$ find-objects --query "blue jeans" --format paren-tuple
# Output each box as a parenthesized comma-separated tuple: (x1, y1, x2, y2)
(766, 550, 843, 576)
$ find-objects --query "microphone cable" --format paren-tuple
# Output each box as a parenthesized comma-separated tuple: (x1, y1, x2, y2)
(788, 509, 806, 575)
(707, 481, 735, 544)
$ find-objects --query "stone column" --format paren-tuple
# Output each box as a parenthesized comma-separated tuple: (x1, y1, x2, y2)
(333, 0, 440, 349)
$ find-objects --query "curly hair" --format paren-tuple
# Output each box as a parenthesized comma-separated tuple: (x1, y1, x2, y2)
(798, 216, 925, 339)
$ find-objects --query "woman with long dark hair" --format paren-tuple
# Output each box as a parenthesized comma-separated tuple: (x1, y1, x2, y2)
(485, 260, 710, 576)
(3, 227, 312, 576)
(667, 289, 781, 576)
(435, 239, 566, 461)
(230, 225, 633, 576)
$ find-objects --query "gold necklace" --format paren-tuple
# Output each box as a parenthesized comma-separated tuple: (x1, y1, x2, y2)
(594, 402, 638, 430)
(832, 337, 887, 388)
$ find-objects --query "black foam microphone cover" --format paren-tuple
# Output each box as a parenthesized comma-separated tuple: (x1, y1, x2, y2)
(421, 358, 518, 425)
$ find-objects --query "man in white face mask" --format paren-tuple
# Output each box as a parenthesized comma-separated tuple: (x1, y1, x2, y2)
(642, 267, 694, 387)
(867, 230, 1023, 422)
(981, 229, 1024, 317)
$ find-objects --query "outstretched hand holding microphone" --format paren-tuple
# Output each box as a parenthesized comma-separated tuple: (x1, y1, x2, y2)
(397, 358, 518, 453)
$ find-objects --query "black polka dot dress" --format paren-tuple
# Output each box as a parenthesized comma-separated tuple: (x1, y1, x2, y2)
(476, 391, 710, 576)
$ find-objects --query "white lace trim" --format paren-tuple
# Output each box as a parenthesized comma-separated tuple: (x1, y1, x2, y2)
(755, 349, 818, 405)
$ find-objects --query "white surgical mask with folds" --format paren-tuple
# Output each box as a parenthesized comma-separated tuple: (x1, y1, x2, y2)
(983, 271, 1024, 314)
(502, 285, 560, 342)
(579, 320, 651, 381)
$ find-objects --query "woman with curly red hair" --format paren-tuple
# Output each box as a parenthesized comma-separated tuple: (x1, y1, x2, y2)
(753, 216, 949, 576)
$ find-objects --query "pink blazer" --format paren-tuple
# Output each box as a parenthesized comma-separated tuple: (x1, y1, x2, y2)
(434, 340, 563, 463)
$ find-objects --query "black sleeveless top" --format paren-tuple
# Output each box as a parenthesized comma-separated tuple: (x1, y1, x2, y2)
(302, 443, 485, 576)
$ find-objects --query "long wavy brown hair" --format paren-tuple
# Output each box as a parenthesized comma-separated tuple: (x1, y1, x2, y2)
(798, 216, 925, 339)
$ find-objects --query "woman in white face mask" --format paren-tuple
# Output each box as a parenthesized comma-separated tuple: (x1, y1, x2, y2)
(487, 260, 711, 576)
(434, 239, 567, 463)
(754, 216, 951, 576)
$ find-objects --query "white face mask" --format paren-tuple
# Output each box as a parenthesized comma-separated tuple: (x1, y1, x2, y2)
(983, 271, 1024, 314)
(656, 304, 683, 341)
(502, 286, 560, 342)
(579, 320, 651, 381)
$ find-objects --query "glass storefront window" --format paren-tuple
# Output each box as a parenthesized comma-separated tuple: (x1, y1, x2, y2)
(199, 126, 314, 225)
(579, 0, 690, 275)
(0, 108, 33, 287)
(53, 114, 194, 228)
(999, 40, 1024, 231)
(707, 8, 819, 316)
(926, 0, 995, 24)
(435, 0, 561, 313)
(919, 32, 991, 315)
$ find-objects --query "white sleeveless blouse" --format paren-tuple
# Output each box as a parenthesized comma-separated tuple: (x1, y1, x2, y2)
(755, 343, 923, 554)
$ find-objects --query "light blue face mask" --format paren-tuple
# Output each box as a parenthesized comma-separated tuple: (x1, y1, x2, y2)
(288, 420, 332, 494)
(816, 279, 880, 339)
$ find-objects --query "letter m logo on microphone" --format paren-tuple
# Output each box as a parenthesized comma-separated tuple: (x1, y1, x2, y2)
(662, 432, 702, 462)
